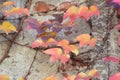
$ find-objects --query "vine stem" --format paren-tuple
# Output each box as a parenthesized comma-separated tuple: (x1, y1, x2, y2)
(23, 49, 38, 80)
(0, 0, 32, 64)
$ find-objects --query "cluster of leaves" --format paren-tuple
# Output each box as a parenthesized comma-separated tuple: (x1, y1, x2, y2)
(31, 34, 97, 64)
(0, 0, 120, 80)
(63, 5, 100, 22)
(0, 1, 30, 34)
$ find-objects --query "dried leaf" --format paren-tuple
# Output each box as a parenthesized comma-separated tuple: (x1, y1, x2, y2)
(33, 1, 49, 12)
(59, 2, 75, 11)
(48, 4, 56, 11)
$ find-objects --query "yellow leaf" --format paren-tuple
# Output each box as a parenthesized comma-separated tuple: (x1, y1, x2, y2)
(88, 69, 100, 78)
(3, 1, 16, 6)
(0, 21, 17, 34)
(70, 45, 79, 55)
(18, 78, 24, 80)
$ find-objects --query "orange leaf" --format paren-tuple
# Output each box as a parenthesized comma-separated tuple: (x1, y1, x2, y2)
(63, 75, 76, 80)
(89, 5, 100, 17)
(75, 34, 91, 47)
(0, 74, 9, 80)
(88, 69, 100, 78)
(88, 38, 97, 47)
(44, 75, 58, 80)
(77, 72, 88, 79)
(63, 6, 79, 23)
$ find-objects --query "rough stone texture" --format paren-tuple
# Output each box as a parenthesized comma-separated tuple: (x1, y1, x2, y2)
(0, 0, 120, 80)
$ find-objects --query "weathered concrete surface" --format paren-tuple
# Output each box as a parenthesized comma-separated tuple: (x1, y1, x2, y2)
(0, 0, 120, 80)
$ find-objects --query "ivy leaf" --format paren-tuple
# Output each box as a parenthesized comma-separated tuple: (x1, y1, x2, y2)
(5, 7, 30, 16)
(106, 0, 120, 8)
(0, 21, 17, 34)
(103, 56, 120, 63)
(3, 1, 16, 7)
(44, 48, 70, 64)
(0, 74, 9, 80)
(75, 72, 89, 80)
(44, 75, 58, 80)
(36, 32, 57, 40)
(74, 34, 91, 47)
(112, 0, 120, 5)
(31, 39, 46, 48)
(88, 38, 97, 47)
(18, 78, 24, 80)
(88, 69, 100, 79)
(89, 5, 100, 17)
(78, 5, 90, 20)
(62, 75, 76, 80)
(109, 72, 120, 80)
(74, 34, 97, 47)
(63, 6, 79, 23)
(33, 1, 49, 13)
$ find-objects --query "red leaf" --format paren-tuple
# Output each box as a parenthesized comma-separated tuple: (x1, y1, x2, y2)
(103, 56, 120, 63)
(109, 72, 120, 80)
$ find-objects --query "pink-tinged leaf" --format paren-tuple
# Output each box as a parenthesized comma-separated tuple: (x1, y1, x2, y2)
(44, 75, 58, 80)
(43, 48, 62, 62)
(88, 38, 97, 47)
(5, 7, 30, 16)
(116, 24, 120, 30)
(89, 5, 100, 17)
(78, 5, 90, 20)
(118, 36, 120, 46)
(57, 39, 71, 53)
(31, 39, 47, 48)
(112, 0, 120, 5)
(88, 69, 100, 79)
(75, 72, 89, 80)
(63, 6, 79, 23)
(44, 48, 70, 64)
(109, 72, 120, 80)
(103, 56, 120, 63)
(60, 54, 70, 64)
(3, 1, 16, 6)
